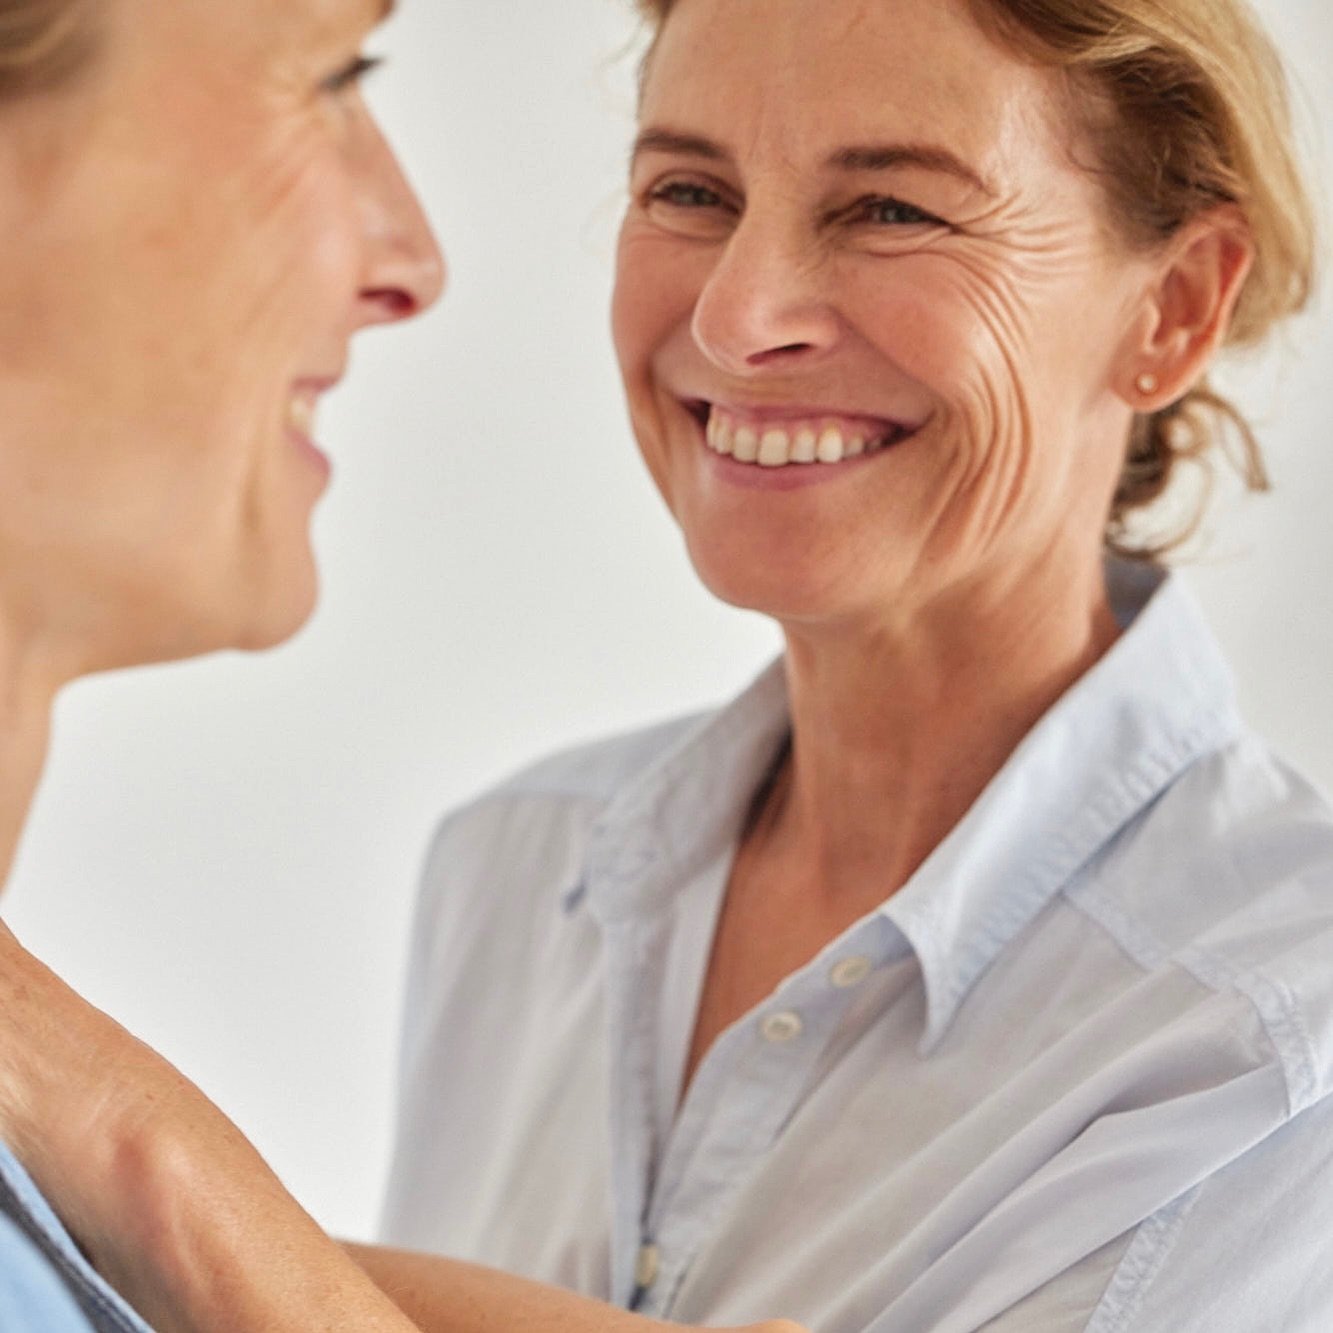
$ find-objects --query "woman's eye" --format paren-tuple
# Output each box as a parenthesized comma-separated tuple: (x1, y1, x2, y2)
(860, 196, 943, 228)
(322, 54, 385, 96)
(648, 181, 728, 211)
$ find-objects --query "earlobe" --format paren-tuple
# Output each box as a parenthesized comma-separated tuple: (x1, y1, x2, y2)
(1120, 207, 1255, 411)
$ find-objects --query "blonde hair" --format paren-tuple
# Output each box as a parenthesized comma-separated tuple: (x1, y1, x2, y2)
(630, 0, 1319, 560)
(0, 0, 93, 98)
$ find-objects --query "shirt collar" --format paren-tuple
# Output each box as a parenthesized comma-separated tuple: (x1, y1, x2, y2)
(581, 561, 1242, 1049)
(581, 661, 790, 927)
(888, 561, 1241, 1050)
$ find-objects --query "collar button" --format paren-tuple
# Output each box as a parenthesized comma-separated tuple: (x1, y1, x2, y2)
(830, 956, 873, 989)
(761, 1010, 804, 1044)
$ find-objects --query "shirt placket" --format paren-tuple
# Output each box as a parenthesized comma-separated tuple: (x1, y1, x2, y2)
(631, 916, 904, 1318)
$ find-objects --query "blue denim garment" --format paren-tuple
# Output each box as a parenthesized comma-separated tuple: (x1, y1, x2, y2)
(0, 1139, 151, 1331)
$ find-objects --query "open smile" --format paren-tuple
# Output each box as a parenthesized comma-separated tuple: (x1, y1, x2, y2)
(683, 400, 923, 476)
(286, 375, 342, 443)
(285, 375, 343, 481)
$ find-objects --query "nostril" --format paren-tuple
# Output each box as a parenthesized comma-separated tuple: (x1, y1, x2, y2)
(362, 287, 417, 321)
(749, 342, 814, 366)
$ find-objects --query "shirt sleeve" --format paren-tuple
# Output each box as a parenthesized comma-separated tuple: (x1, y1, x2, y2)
(976, 1236, 1132, 1332)
(0, 1209, 98, 1331)
(1084, 1089, 1333, 1332)
(977, 1089, 1333, 1333)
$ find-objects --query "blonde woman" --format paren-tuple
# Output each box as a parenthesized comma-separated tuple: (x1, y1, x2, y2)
(377, 0, 1333, 1330)
(0, 1, 803, 1332)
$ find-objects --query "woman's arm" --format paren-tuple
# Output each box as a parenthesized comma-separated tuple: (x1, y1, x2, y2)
(0, 924, 418, 1332)
(0, 925, 801, 1333)
(343, 1244, 805, 1333)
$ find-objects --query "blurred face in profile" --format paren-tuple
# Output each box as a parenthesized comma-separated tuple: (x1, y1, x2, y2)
(0, 0, 444, 679)
(612, 0, 1161, 631)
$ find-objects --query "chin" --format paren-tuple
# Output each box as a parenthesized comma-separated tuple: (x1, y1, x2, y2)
(203, 534, 323, 654)
(684, 529, 866, 625)
(234, 569, 321, 653)
(73, 537, 322, 677)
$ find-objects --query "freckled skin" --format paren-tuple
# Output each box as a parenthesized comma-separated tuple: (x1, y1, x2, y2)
(612, 0, 1158, 630)
(0, 0, 442, 676)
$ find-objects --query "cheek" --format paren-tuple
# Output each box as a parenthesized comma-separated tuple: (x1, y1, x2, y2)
(212, 142, 361, 377)
(178, 142, 362, 502)
(612, 225, 706, 385)
(613, 225, 723, 496)
(855, 259, 1032, 414)
(258, 130, 363, 289)
(847, 258, 1086, 555)
(0, 85, 362, 662)
(854, 253, 1092, 518)
(611, 228, 659, 384)
(39, 118, 362, 457)
(112, 148, 356, 627)
(613, 228, 679, 485)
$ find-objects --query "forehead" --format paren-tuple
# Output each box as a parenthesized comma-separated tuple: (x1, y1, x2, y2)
(265, 0, 392, 42)
(643, 0, 1065, 178)
(123, 0, 386, 61)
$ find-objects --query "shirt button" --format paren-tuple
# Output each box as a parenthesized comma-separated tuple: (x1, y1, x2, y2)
(830, 956, 873, 989)
(635, 1242, 660, 1290)
(761, 1010, 804, 1044)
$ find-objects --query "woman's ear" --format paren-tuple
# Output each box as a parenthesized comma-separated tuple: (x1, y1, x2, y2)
(1118, 206, 1255, 411)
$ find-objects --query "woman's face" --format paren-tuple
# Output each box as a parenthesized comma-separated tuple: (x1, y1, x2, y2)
(0, 0, 443, 675)
(613, 0, 1159, 630)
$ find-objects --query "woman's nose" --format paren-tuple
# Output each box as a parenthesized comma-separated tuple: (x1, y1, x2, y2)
(355, 123, 447, 327)
(690, 213, 840, 376)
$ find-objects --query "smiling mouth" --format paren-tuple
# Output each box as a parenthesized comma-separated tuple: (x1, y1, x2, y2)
(687, 402, 919, 467)
(286, 375, 342, 442)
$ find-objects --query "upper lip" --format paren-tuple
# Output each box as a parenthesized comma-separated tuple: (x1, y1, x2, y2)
(682, 396, 922, 433)
(294, 372, 345, 396)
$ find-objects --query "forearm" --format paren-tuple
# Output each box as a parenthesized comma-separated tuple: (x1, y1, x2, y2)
(345, 1243, 672, 1333)
(343, 1244, 807, 1333)
(0, 937, 417, 1333)
(70, 1119, 419, 1333)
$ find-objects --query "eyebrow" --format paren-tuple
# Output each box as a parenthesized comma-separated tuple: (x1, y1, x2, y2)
(631, 129, 728, 166)
(631, 127, 996, 198)
(830, 144, 996, 199)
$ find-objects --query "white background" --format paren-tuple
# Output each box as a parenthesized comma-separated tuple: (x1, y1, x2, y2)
(5, 0, 1332, 1241)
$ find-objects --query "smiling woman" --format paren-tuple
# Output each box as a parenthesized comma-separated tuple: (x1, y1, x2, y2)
(0, 0, 443, 682)
(376, 0, 1333, 1331)
(0, 0, 440, 1317)
(632, 0, 1315, 559)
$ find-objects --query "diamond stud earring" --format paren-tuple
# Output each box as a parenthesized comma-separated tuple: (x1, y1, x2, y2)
(1136, 372, 1160, 396)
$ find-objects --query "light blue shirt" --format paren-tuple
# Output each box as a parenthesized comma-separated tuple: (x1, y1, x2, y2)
(382, 561, 1333, 1331)
(0, 1138, 151, 1331)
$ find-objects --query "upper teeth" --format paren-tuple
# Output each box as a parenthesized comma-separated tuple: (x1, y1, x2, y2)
(704, 408, 894, 466)
(288, 393, 317, 436)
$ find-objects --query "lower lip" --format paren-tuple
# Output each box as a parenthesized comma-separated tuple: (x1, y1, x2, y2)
(698, 434, 909, 491)
(288, 427, 333, 482)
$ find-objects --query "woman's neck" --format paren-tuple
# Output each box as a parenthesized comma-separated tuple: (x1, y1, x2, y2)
(765, 551, 1122, 916)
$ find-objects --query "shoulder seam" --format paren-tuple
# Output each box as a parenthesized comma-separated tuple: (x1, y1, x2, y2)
(1174, 946, 1318, 1117)
(1083, 1186, 1201, 1333)
(1064, 884, 1317, 1119)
